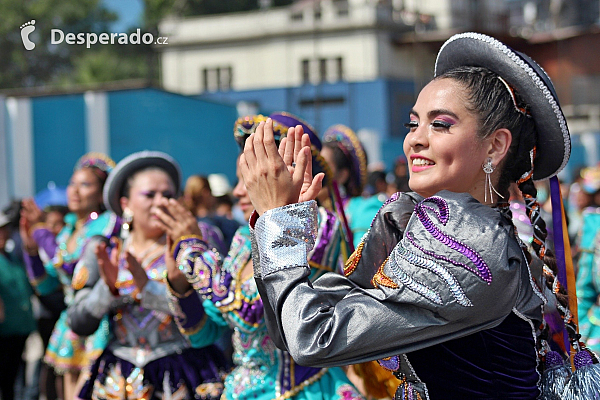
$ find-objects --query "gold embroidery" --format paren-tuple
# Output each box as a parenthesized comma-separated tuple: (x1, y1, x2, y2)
(343, 241, 365, 276)
(372, 258, 398, 289)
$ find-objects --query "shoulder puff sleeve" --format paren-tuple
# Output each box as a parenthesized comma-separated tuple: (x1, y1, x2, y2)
(67, 236, 120, 336)
(253, 191, 540, 367)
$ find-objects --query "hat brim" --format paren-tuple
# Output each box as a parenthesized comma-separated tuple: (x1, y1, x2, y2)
(103, 151, 182, 216)
(434, 32, 570, 180)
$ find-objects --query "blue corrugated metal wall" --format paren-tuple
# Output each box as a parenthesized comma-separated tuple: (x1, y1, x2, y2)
(108, 88, 239, 183)
(198, 78, 415, 171)
(32, 95, 87, 192)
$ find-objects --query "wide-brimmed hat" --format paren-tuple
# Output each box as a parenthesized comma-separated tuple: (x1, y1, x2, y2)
(0, 211, 10, 228)
(103, 151, 181, 216)
(322, 124, 368, 197)
(434, 32, 570, 181)
(74, 152, 115, 175)
(233, 114, 288, 150)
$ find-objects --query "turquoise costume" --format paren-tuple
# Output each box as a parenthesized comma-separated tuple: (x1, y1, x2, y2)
(345, 196, 385, 249)
(168, 221, 363, 400)
(24, 211, 118, 373)
(576, 209, 600, 353)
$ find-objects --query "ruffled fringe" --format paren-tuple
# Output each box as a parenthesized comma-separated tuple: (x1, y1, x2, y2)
(538, 350, 571, 400)
(561, 349, 600, 400)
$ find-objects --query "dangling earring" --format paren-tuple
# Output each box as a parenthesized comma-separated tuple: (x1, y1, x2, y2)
(121, 207, 133, 239)
(482, 157, 504, 204)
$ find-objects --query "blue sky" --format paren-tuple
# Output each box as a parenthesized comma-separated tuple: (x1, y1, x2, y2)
(103, 0, 144, 32)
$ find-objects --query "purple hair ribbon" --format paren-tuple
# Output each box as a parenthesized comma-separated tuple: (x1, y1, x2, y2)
(549, 176, 578, 355)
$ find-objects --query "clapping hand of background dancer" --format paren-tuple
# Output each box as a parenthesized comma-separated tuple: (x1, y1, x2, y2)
(95, 239, 149, 296)
(19, 198, 44, 255)
(154, 197, 197, 295)
(239, 118, 324, 215)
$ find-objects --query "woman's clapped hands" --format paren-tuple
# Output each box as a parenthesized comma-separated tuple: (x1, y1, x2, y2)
(239, 118, 324, 215)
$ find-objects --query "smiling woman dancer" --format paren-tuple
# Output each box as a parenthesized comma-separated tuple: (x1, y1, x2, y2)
(240, 33, 600, 399)
(164, 115, 364, 400)
(20, 153, 118, 400)
(68, 151, 228, 400)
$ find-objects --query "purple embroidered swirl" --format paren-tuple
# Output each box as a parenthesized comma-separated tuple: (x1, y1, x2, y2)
(377, 355, 400, 371)
(415, 197, 492, 284)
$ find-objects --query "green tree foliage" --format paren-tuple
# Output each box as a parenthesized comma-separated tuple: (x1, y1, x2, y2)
(0, 0, 118, 89)
(0, 0, 293, 90)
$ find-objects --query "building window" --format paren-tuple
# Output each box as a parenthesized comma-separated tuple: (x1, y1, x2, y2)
(314, 5, 322, 20)
(334, 0, 349, 17)
(336, 57, 343, 81)
(301, 57, 344, 84)
(202, 66, 232, 92)
(319, 59, 327, 82)
(291, 12, 303, 21)
(302, 59, 310, 84)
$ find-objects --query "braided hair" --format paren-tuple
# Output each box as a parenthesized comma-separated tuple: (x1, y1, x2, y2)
(435, 66, 579, 355)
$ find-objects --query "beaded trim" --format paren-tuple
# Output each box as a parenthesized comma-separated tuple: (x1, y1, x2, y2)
(386, 249, 443, 305)
(435, 32, 570, 179)
(71, 264, 89, 290)
(372, 256, 398, 289)
(343, 240, 364, 276)
(396, 239, 472, 307)
(415, 197, 492, 284)
(378, 355, 400, 372)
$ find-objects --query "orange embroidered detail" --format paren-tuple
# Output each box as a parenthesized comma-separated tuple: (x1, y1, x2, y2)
(372, 258, 398, 289)
(343, 241, 364, 276)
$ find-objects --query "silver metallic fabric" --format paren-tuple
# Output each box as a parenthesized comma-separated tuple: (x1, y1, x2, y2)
(254, 191, 544, 369)
(254, 201, 318, 276)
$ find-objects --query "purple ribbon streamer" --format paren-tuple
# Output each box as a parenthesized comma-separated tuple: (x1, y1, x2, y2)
(549, 176, 570, 354)
(549, 177, 568, 291)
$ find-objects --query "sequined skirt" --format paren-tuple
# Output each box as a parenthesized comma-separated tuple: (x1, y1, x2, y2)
(79, 345, 228, 400)
(221, 365, 363, 400)
(44, 310, 110, 374)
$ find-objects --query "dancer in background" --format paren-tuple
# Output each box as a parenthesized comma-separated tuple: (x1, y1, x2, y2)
(164, 115, 364, 400)
(20, 153, 117, 400)
(0, 210, 36, 400)
(69, 151, 228, 400)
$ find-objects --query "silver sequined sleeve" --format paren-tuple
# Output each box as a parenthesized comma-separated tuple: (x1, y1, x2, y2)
(254, 191, 544, 367)
(254, 201, 319, 277)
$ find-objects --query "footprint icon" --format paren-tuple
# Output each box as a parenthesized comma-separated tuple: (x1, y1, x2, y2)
(20, 20, 36, 51)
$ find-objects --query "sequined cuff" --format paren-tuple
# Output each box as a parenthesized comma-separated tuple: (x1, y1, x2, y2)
(249, 226, 262, 278)
(255, 201, 318, 277)
(166, 285, 207, 335)
(173, 236, 220, 297)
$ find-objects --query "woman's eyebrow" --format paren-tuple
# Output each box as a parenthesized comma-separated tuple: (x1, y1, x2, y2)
(428, 109, 459, 120)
